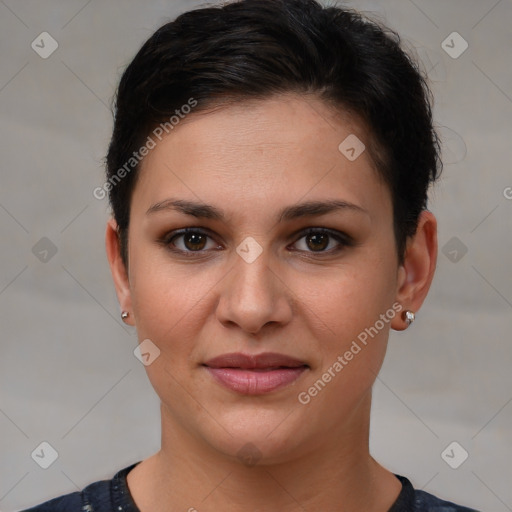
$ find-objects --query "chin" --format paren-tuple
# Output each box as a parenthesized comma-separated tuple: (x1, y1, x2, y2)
(192, 405, 314, 465)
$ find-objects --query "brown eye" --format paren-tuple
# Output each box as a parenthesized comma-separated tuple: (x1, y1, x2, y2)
(183, 232, 207, 251)
(291, 228, 352, 254)
(166, 229, 219, 254)
(305, 233, 329, 251)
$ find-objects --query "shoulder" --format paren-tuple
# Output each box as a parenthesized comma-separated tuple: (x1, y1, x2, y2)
(20, 490, 84, 511)
(19, 462, 139, 512)
(414, 489, 481, 512)
(393, 474, 481, 512)
(20, 479, 109, 512)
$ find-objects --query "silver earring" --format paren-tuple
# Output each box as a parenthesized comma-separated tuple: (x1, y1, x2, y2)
(121, 311, 129, 321)
(402, 310, 415, 327)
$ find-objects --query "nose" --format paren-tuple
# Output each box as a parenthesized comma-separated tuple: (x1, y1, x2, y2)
(215, 246, 293, 336)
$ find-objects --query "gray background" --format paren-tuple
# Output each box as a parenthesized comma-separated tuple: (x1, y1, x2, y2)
(0, 0, 511, 510)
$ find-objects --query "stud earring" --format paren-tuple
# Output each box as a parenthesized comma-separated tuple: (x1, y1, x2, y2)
(402, 310, 415, 327)
(121, 311, 129, 322)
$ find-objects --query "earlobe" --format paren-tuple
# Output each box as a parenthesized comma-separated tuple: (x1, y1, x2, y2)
(391, 210, 438, 331)
(105, 218, 134, 325)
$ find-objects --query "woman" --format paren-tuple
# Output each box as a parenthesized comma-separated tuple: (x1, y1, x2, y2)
(23, 0, 480, 510)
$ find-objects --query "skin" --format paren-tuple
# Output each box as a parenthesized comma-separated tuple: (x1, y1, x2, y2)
(106, 93, 438, 511)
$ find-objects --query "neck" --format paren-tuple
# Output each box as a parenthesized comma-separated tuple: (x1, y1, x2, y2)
(127, 391, 402, 511)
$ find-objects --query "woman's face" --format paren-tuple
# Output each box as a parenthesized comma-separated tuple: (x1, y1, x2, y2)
(112, 94, 409, 462)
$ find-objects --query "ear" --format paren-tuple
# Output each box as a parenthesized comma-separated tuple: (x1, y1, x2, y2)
(391, 210, 438, 331)
(105, 218, 134, 326)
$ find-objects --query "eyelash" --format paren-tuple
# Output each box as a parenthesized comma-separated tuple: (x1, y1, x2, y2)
(160, 227, 353, 257)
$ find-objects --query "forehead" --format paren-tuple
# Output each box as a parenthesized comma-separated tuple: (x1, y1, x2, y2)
(156, 94, 371, 164)
(132, 93, 391, 221)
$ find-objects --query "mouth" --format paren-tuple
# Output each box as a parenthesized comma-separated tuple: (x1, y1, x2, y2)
(203, 352, 309, 394)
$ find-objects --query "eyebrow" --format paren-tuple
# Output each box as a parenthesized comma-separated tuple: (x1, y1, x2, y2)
(146, 198, 369, 221)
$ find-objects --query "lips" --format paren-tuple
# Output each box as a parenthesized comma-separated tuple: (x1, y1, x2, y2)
(203, 352, 309, 394)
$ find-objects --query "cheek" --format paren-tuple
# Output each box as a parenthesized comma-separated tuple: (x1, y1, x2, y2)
(299, 259, 397, 338)
(131, 265, 207, 339)
(128, 262, 213, 402)
(294, 268, 395, 415)
(128, 229, 206, 316)
(128, 244, 228, 375)
(293, 250, 398, 398)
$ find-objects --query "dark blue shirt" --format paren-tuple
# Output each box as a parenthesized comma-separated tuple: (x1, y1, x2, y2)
(20, 461, 480, 511)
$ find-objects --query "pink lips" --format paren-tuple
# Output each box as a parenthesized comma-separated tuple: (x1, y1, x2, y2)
(203, 352, 308, 395)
